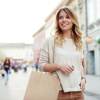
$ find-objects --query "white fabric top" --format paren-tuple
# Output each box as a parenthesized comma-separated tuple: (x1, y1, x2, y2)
(54, 38, 83, 92)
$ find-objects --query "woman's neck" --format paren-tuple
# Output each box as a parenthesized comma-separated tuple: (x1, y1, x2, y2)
(63, 30, 72, 39)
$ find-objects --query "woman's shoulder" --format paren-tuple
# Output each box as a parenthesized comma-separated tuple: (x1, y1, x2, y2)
(44, 36, 55, 44)
(42, 36, 55, 49)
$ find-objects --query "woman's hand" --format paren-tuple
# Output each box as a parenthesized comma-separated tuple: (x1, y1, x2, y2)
(80, 78, 86, 91)
(59, 65, 74, 74)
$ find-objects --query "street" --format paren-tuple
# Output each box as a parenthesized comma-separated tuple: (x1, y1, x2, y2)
(0, 68, 100, 100)
(0, 68, 32, 100)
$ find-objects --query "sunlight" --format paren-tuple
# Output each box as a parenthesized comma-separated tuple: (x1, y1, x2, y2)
(0, 0, 61, 44)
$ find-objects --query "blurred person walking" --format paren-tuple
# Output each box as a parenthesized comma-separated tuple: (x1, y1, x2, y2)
(3, 57, 11, 85)
(34, 57, 40, 71)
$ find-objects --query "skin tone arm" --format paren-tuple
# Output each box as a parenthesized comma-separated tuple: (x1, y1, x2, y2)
(81, 58, 86, 78)
(43, 63, 74, 74)
(80, 58, 86, 91)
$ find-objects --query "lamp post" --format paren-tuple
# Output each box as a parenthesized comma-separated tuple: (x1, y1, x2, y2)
(85, 0, 88, 50)
(84, 0, 89, 73)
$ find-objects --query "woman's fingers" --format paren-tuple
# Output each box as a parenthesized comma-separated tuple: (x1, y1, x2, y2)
(65, 65, 74, 72)
(59, 65, 74, 74)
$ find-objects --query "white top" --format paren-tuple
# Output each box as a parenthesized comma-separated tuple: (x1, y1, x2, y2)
(54, 38, 83, 92)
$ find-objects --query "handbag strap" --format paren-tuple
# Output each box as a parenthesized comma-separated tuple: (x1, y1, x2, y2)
(52, 37, 63, 89)
(53, 37, 55, 63)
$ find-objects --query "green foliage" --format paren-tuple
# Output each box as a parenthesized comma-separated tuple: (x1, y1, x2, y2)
(96, 38, 100, 44)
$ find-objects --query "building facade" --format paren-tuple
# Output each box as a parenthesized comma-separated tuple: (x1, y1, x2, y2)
(0, 43, 33, 62)
(33, 26, 46, 63)
(86, 0, 100, 75)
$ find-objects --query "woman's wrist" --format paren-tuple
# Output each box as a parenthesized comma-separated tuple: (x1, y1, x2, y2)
(81, 76, 86, 83)
(56, 64, 61, 70)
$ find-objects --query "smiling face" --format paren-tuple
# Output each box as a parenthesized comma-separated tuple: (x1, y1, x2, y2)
(55, 7, 82, 49)
(58, 10, 73, 32)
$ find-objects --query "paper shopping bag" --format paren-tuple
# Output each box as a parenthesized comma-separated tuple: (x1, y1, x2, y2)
(24, 71, 60, 100)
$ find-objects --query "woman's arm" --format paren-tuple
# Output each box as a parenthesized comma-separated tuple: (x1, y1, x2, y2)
(81, 58, 86, 80)
(41, 63, 74, 73)
(42, 64, 60, 72)
(80, 58, 86, 91)
(39, 39, 60, 72)
(39, 39, 74, 73)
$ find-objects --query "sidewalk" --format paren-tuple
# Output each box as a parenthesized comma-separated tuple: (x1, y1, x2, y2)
(85, 75, 100, 96)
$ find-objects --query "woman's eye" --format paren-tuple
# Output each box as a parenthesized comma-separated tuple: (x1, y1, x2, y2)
(59, 16, 63, 19)
(59, 16, 70, 19)
(66, 16, 70, 19)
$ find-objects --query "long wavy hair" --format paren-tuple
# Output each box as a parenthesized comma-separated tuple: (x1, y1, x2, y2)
(55, 7, 83, 50)
(3, 58, 11, 66)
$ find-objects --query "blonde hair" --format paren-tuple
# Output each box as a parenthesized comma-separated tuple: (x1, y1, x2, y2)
(55, 7, 83, 50)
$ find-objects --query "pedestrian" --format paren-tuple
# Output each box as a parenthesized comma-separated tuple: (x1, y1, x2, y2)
(3, 57, 11, 85)
(39, 7, 86, 100)
(0, 61, 5, 78)
(34, 57, 39, 71)
(22, 62, 28, 72)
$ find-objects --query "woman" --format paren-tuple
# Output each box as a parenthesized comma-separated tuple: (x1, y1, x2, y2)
(3, 57, 11, 85)
(39, 7, 86, 100)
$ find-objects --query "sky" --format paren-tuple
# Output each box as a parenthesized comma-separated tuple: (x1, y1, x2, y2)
(0, 0, 61, 44)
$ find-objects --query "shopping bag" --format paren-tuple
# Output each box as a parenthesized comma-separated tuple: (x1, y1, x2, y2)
(24, 71, 60, 100)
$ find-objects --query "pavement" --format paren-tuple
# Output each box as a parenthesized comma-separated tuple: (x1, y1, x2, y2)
(85, 74, 100, 99)
(0, 68, 32, 100)
(0, 69, 100, 100)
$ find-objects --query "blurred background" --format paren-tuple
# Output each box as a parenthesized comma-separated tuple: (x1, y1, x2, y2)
(0, 0, 100, 100)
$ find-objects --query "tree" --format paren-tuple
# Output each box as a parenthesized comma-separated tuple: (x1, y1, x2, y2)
(96, 38, 100, 44)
